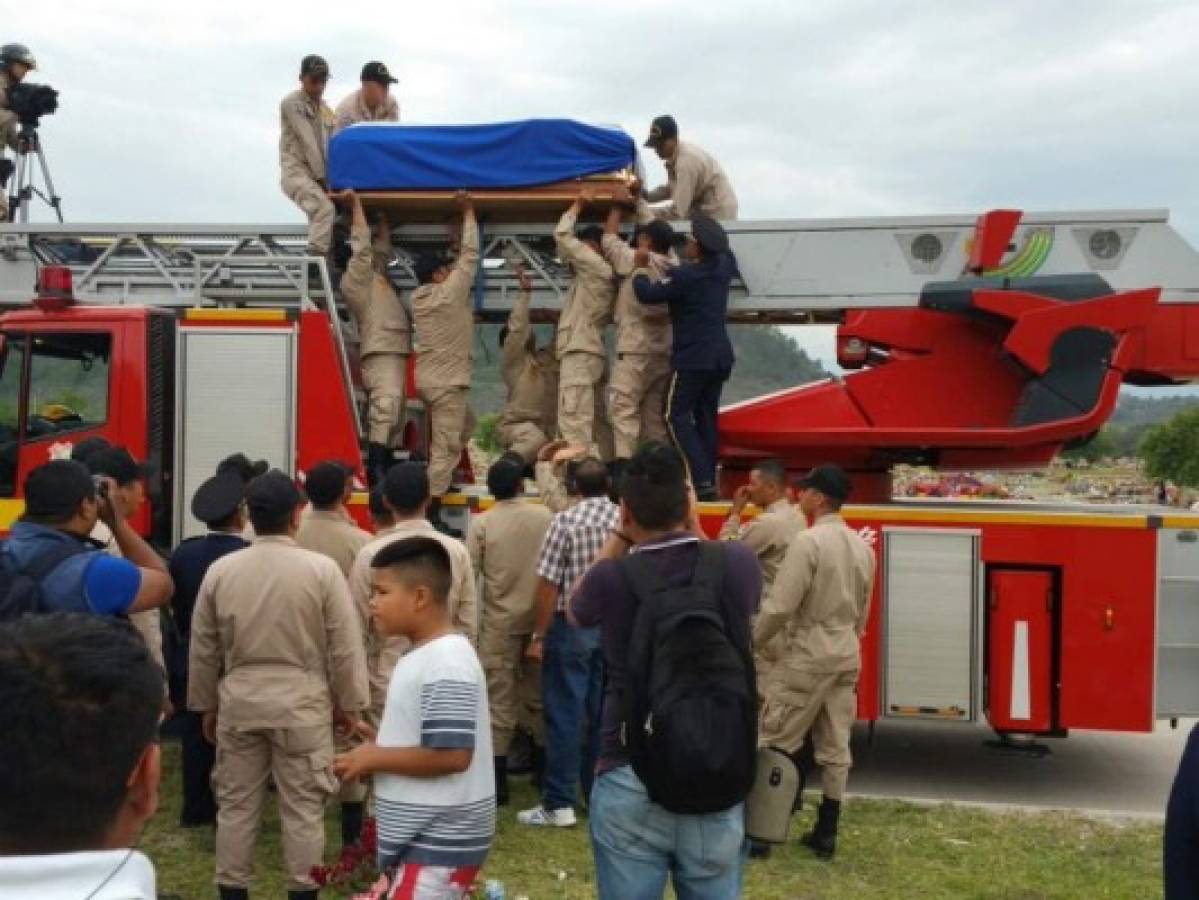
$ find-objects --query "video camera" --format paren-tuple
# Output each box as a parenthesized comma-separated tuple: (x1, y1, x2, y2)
(6, 82, 58, 129)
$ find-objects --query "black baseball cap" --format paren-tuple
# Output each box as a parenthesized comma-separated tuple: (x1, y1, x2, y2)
(691, 215, 730, 255)
(795, 464, 853, 502)
(84, 447, 149, 486)
(70, 436, 112, 464)
(300, 54, 330, 78)
(361, 61, 398, 85)
(217, 453, 270, 485)
(246, 470, 305, 522)
(645, 114, 679, 148)
(305, 461, 353, 507)
(191, 472, 246, 526)
(23, 460, 95, 521)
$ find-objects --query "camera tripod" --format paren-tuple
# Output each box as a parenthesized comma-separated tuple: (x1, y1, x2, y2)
(5, 123, 63, 223)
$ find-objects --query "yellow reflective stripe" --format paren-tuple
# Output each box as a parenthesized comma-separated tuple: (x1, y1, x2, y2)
(183, 309, 290, 323)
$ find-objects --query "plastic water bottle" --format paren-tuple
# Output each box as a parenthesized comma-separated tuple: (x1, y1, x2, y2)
(482, 880, 506, 900)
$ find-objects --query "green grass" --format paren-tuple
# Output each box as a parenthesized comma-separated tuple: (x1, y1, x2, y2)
(146, 741, 1163, 899)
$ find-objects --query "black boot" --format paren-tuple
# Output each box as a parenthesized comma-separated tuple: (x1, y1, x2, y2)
(800, 797, 841, 860)
(218, 887, 249, 900)
(530, 741, 546, 790)
(287, 892, 319, 900)
(695, 483, 719, 502)
(367, 443, 392, 487)
(494, 756, 510, 806)
(747, 838, 773, 859)
(340, 800, 365, 849)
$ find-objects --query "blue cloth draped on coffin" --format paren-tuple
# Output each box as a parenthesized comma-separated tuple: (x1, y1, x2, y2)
(328, 118, 636, 190)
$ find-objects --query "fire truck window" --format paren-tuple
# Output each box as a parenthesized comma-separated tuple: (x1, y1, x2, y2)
(24, 333, 112, 441)
(0, 337, 25, 497)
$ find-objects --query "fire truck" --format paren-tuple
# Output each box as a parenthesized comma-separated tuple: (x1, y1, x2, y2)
(2, 206, 1199, 743)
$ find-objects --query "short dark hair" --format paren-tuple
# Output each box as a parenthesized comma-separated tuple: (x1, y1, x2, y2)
(413, 251, 444, 285)
(22, 460, 94, 525)
(573, 457, 610, 499)
(306, 461, 351, 509)
(753, 458, 788, 488)
(487, 457, 524, 500)
(371, 536, 452, 606)
(369, 485, 394, 524)
(0, 614, 162, 853)
(577, 225, 604, 246)
(644, 220, 675, 255)
(621, 441, 688, 530)
(383, 462, 430, 514)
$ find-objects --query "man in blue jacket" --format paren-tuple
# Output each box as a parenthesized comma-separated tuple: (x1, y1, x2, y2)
(632, 215, 736, 500)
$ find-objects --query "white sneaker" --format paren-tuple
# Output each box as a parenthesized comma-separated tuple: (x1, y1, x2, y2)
(516, 805, 577, 827)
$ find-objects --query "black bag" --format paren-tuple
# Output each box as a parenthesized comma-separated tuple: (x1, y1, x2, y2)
(618, 541, 757, 814)
(0, 539, 89, 621)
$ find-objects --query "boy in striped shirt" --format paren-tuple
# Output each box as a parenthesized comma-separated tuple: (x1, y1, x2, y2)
(335, 537, 495, 900)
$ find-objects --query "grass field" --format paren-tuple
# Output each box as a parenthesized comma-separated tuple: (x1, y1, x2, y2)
(145, 741, 1164, 899)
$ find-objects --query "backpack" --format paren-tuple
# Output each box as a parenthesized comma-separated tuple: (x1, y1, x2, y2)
(618, 541, 758, 814)
(0, 539, 90, 621)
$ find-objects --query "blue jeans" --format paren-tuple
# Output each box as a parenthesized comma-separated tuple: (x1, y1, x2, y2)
(541, 612, 603, 810)
(590, 765, 746, 900)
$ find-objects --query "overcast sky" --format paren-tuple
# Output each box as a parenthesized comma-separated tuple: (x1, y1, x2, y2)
(8, 0, 1198, 370)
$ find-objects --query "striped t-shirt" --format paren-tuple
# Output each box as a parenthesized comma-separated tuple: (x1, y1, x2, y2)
(374, 632, 495, 870)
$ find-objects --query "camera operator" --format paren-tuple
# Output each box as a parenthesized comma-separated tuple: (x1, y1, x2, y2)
(0, 42, 36, 221)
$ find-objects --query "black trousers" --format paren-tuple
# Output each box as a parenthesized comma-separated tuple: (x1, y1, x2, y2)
(179, 710, 217, 826)
(666, 368, 728, 488)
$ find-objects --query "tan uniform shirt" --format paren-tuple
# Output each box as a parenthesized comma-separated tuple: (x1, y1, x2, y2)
(411, 210, 479, 389)
(754, 513, 876, 676)
(348, 518, 478, 704)
(333, 88, 399, 135)
(645, 140, 738, 221)
(499, 288, 559, 431)
(0, 73, 17, 151)
(188, 536, 369, 727)
(279, 89, 333, 185)
(342, 221, 412, 357)
(718, 499, 806, 593)
(601, 234, 673, 356)
(554, 208, 616, 358)
(295, 508, 373, 578)
(466, 498, 553, 634)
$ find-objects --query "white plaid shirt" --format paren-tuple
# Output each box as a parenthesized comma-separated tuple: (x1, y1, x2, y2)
(535, 496, 621, 611)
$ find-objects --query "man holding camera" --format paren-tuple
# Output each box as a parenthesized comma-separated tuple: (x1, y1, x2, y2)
(0, 42, 36, 222)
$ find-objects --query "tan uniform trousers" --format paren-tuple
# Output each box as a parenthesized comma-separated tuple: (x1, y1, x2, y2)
(423, 385, 474, 497)
(282, 174, 335, 256)
(213, 723, 339, 890)
(480, 629, 541, 755)
(360, 352, 408, 447)
(558, 352, 614, 460)
(759, 670, 858, 800)
(609, 352, 671, 459)
(498, 420, 550, 465)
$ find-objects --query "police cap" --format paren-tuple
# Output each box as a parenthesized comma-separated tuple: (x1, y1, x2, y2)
(190, 472, 246, 526)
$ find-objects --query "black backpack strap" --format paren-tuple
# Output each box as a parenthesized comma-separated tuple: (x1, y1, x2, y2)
(20, 539, 90, 581)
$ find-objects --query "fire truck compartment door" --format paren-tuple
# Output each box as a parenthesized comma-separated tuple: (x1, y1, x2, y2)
(1157, 527, 1199, 717)
(986, 570, 1054, 733)
(175, 326, 296, 541)
(882, 528, 980, 721)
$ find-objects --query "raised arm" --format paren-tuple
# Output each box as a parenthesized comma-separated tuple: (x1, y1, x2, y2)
(442, 193, 479, 300)
(501, 267, 534, 382)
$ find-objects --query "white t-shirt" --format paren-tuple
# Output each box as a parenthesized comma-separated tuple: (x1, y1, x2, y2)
(0, 848, 157, 899)
(374, 632, 494, 869)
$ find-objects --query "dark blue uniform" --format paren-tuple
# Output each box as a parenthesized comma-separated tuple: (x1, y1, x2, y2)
(1166, 722, 1199, 898)
(166, 532, 247, 826)
(633, 251, 736, 491)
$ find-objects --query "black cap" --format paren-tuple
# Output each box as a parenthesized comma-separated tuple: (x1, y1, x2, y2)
(361, 61, 397, 85)
(23, 460, 94, 521)
(191, 472, 246, 526)
(306, 461, 353, 507)
(217, 453, 270, 485)
(84, 447, 149, 486)
(70, 435, 112, 464)
(690, 215, 729, 255)
(795, 464, 852, 502)
(246, 469, 304, 523)
(644, 115, 678, 148)
(300, 54, 330, 78)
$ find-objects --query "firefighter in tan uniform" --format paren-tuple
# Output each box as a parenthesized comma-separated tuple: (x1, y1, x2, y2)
(332, 61, 399, 135)
(410, 193, 478, 533)
(754, 464, 875, 861)
(188, 470, 369, 899)
(554, 190, 616, 459)
(642, 115, 739, 221)
(466, 455, 553, 805)
(339, 190, 412, 485)
(0, 44, 37, 223)
(348, 462, 478, 719)
(601, 206, 676, 472)
(280, 54, 336, 258)
(498, 265, 559, 464)
(719, 458, 806, 690)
